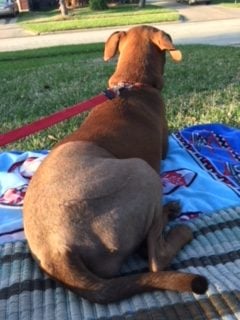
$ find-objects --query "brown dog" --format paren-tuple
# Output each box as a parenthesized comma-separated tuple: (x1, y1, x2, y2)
(23, 25, 208, 304)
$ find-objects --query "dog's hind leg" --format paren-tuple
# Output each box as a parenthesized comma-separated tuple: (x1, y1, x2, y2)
(138, 201, 181, 260)
(147, 204, 193, 272)
(162, 201, 181, 225)
(158, 224, 193, 271)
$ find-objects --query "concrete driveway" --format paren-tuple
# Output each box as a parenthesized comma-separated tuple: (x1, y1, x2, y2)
(0, 2, 239, 51)
(159, 1, 240, 22)
(0, 17, 30, 39)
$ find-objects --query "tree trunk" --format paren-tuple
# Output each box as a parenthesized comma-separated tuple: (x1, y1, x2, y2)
(138, 0, 146, 8)
(59, 0, 68, 16)
(72, 0, 79, 7)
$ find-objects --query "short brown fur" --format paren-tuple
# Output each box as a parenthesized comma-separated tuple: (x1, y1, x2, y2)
(23, 25, 208, 304)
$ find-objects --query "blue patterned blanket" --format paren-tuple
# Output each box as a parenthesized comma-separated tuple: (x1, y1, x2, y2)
(162, 123, 240, 219)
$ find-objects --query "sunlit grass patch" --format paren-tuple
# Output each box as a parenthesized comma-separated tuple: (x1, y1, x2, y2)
(18, 5, 179, 33)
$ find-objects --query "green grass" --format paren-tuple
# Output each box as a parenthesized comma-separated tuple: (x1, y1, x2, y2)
(221, 3, 240, 7)
(0, 44, 239, 151)
(214, 0, 240, 7)
(18, 5, 179, 33)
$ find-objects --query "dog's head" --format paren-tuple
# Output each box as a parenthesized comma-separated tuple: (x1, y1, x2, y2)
(104, 25, 182, 89)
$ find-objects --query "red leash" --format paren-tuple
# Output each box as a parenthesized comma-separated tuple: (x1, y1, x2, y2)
(0, 93, 109, 148)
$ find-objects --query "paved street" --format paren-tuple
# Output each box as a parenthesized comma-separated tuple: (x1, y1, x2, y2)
(0, 3, 239, 51)
(0, 17, 28, 39)
(159, 1, 240, 21)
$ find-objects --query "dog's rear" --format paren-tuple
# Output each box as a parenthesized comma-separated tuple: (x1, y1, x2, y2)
(24, 141, 207, 304)
(23, 26, 208, 304)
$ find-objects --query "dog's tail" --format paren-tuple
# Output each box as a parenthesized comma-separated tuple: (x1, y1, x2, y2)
(43, 250, 208, 304)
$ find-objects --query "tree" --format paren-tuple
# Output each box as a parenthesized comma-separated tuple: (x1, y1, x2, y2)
(138, 0, 146, 8)
(89, 0, 108, 10)
(59, 0, 68, 16)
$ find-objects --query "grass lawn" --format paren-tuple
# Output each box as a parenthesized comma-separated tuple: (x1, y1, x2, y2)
(221, 3, 240, 8)
(18, 5, 179, 34)
(0, 43, 239, 151)
(214, 0, 240, 7)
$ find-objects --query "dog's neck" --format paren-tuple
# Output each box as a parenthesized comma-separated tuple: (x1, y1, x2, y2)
(108, 48, 166, 91)
(108, 66, 164, 90)
(104, 81, 154, 100)
(109, 81, 153, 92)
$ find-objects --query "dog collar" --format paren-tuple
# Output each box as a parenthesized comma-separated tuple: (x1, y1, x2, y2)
(104, 82, 147, 100)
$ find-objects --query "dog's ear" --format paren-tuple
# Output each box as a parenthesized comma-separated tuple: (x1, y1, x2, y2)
(104, 31, 126, 61)
(151, 31, 182, 63)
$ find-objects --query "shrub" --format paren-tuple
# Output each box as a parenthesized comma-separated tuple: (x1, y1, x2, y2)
(89, 0, 108, 10)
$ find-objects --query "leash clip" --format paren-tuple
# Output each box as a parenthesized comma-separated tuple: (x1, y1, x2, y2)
(103, 89, 117, 100)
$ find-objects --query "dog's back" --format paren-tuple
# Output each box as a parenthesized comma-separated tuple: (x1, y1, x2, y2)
(59, 88, 166, 171)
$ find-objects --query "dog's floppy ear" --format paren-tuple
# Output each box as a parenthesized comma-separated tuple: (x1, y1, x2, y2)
(151, 31, 182, 63)
(104, 31, 126, 61)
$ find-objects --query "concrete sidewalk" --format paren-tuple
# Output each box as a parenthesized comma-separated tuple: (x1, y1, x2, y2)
(153, 1, 240, 22)
(0, 18, 239, 52)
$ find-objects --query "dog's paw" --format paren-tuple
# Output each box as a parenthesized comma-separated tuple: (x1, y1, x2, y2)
(173, 224, 193, 243)
(163, 201, 181, 220)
